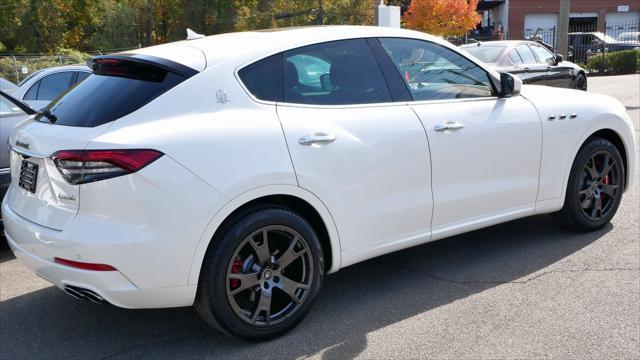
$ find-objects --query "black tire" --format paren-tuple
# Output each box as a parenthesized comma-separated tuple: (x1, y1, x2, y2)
(195, 207, 324, 340)
(554, 137, 625, 231)
(574, 73, 587, 91)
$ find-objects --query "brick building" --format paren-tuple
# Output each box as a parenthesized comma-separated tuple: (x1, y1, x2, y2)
(478, 0, 640, 38)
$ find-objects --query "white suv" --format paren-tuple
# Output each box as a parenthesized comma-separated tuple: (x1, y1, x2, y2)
(2, 26, 635, 340)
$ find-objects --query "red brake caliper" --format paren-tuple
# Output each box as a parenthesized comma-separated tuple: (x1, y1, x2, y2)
(230, 257, 243, 290)
(602, 174, 609, 203)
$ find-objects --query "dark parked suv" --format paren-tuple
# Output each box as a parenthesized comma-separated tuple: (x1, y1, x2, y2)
(569, 32, 640, 63)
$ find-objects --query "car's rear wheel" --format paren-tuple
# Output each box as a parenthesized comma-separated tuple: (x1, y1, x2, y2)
(195, 207, 324, 340)
(554, 137, 624, 231)
(574, 73, 587, 91)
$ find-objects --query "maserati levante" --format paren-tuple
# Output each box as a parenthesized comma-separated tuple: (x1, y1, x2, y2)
(2, 26, 635, 340)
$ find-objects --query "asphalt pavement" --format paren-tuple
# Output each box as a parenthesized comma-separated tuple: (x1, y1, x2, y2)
(1, 74, 639, 359)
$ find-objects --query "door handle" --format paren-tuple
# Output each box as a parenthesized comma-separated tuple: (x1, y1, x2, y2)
(298, 133, 337, 146)
(434, 122, 464, 132)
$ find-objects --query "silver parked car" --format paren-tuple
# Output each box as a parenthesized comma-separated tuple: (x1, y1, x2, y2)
(0, 77, 18, 94)
(0, 91, 34, 203)
(13, 65, 91, 109)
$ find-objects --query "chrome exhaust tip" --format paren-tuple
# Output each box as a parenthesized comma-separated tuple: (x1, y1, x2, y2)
(63, 285, 108, 304)
(63, 286, 86, 301)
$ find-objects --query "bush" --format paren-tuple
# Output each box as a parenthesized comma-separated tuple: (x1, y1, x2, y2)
(0, 48, 92, 84)
(586, 50, 640, 74)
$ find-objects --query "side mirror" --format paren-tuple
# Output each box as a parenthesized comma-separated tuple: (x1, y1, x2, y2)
(555, 54, 563, 63)
(320, 73, 333, 91)
(499, 72, 522, 98)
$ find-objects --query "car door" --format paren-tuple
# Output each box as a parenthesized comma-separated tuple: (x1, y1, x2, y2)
(529, 43, 573, 88)
(514, 43, 546, 85)
(22, 71, 75, 109)
(274, 39, 433, 262)
(378, 37, 542, 239)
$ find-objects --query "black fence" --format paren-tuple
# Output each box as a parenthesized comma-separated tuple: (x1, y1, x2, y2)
(453, 21, 639, 74)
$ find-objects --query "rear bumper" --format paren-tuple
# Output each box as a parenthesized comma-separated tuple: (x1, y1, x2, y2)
(1, 155, 227, 308)
(2, 202, 196, 308)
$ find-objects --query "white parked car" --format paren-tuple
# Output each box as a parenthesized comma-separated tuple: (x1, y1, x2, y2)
(2, 26, 636, 340)
(12, 65, 91, 109)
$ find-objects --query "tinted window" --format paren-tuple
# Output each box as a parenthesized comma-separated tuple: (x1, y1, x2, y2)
(380, 38, 494, 101)
(508, 49, 523, 65)
(238, 54, 283, 102)
(283, 39, 392, 105)
(23, 81, 39, 100)
(287, 54, 331, 88)
(515, 44, 536, 64)
(37, 59, 188, 127)
(75, 71, 90, 83)
(530, 44, 555, 64)
(37, 72, 74, 100)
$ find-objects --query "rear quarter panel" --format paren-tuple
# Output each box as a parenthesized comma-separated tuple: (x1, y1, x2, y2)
(87, 60, 298, 199)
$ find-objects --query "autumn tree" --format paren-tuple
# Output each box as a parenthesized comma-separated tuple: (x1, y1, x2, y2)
(402, 0, 480, 36)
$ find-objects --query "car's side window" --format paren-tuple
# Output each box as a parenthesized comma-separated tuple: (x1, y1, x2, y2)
(23, 81, 40, 100)
(283, 39, 392, 105)
(75, 71, 90, 84)
(238, 54, 283, 102)
(508, 49, 524, 65)
(515, 44, 537, 64)
(36, 72, 74, 100)
(379, 37, 494, 101)
(530, 44, 555, 65)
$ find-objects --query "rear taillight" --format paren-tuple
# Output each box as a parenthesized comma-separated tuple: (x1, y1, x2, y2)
(51, 149, 163, 185)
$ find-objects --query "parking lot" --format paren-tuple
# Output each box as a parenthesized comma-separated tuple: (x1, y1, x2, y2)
(1, 74, 638, 359)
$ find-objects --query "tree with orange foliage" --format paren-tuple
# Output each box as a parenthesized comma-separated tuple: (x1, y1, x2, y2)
(402, 0, 481, 36)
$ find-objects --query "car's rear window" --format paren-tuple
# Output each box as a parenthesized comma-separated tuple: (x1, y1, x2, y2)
(462, 46, 506, 64)
(37, 58, 189, 127)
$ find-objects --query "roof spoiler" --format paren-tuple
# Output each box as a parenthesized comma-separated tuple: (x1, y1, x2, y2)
(87, 54, 199, 79)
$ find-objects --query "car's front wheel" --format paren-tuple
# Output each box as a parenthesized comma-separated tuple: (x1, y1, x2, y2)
(574, 73, 587, 91)
(195, 207, 324, 340)
(554, 137, 625, 231)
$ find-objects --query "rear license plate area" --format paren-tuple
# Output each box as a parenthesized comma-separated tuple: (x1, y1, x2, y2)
(19, 160, 38, 193)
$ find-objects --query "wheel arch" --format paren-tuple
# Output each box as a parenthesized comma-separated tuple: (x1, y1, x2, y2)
(188, 185, 342, 286)
(562, 125, 633, 205)
(588, 128, 629, 189)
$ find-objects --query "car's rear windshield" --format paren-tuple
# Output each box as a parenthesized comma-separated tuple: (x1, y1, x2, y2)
(461, 46, 506, 64)
(36, 58, 191, 127)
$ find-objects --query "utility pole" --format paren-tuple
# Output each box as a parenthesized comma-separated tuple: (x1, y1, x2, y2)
(557, 0, 570, 57)
(317, 0, 324, 25)
(374, 0, 383, 26)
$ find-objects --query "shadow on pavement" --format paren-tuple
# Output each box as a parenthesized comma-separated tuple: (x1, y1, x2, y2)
(0, 215, 610, 359)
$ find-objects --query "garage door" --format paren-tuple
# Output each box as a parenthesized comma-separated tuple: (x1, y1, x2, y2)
(524, 14, 558, 45)
(605, 12, 639, 38)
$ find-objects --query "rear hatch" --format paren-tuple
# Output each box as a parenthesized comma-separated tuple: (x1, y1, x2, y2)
(5, 55, 198, 230)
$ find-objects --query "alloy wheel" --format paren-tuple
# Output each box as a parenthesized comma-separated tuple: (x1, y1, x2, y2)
(225, 225, 314, 327)
(578, 150, 621, 220)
